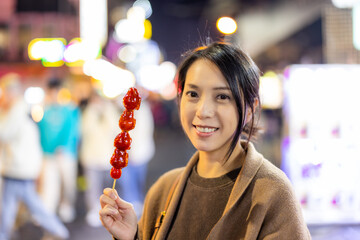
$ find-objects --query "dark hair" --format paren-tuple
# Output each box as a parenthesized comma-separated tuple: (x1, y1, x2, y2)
(177, 42, 261, 161)
(47, 77, 62, 89)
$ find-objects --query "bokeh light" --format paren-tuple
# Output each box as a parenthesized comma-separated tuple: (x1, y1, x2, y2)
(80, 0, 108, 47)
(216, 17, 237, 35)
(102, 70, 135, 98)
(144, 19, 152, 39)
(127, 6, 146, 22)
(31, 104, 44, 122)
(133, 0, 153, 19)
(64, 38, 102, 67)
(24, 87, 45, 105)
(160, 82, 177, 100)
(138, 61, 176, 92)
(83, 59, 135, 98)
(28, 38, 66, 67)
(114, 19, 145, 43)
(57, 88, 72, 104)
(118, 45, 138, 63)
(332, 0, 360, 8)
(259, 71, 283, 109)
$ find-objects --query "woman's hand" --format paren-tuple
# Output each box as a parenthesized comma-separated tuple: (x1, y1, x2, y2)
(99, 188, 138, 240)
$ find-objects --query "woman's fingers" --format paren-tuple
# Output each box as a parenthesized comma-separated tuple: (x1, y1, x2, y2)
(101, 188, 134, 211)
(103, 188, 118, 200)
(99, 205, 119, 229)
(100, 188, 135, 221)
(103, 203, 120, 215)
(100, 191, 117, 209)
(114, 195, 134, 211)
(100, 204, 119, 219)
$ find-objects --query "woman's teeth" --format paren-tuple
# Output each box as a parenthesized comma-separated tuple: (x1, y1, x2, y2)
(196, 126, 217, 133)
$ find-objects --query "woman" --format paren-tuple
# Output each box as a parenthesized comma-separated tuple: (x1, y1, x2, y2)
(99, 42, 311, 239)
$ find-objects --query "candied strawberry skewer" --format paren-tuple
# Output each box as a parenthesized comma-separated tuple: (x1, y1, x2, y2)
(110, 87, 141, 189)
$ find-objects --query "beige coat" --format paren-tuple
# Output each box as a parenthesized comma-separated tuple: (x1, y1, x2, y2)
(138, 142, 311, 240)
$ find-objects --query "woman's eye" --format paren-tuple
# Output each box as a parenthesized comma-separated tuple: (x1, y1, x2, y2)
(217, 94, 230, 100)
(186, 91, 198, 98)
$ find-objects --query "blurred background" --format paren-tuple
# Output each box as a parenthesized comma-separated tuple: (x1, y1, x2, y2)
(0, 0, 360, 239)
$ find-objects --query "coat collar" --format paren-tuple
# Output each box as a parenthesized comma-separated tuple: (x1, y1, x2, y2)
(155, 141, 264, 239)
(223, 142, 264, 214)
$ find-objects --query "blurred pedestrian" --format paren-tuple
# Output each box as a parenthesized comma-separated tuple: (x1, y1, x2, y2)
(79, 91, 119, 227)
(38, 77, 80, 223)
(0, 73, 69, 240)
(119, 96, 155, 218)
(99, 42, 311, 239)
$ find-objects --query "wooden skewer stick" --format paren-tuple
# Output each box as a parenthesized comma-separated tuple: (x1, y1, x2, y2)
(112, 179, 117, 190)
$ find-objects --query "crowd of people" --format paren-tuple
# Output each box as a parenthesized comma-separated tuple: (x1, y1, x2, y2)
(0, 73, 155, 240)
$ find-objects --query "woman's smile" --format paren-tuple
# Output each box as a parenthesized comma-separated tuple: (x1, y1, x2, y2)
(193, 125, 219, 136)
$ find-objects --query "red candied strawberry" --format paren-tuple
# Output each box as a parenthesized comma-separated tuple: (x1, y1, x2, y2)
(119, 110, 136, 131)
(123, 87, 141, 110)
(110, 167, 122, 179)
(119, 119, 136, 132)
(110, 149, 128, 169)
(114, 131, 132, 150)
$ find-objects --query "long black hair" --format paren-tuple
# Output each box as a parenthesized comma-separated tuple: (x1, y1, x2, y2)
(177, 42, 261, 161)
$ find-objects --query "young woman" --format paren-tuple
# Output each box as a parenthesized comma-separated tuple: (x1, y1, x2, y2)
(99, 42, 311, 240)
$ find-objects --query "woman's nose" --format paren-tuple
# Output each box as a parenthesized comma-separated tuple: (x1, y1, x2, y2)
(196, 97, 215, 119)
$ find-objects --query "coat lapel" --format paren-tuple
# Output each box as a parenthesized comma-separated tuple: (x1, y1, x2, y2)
(206, 142, 264, 239)
(155, 152, 199, 239)
(222, 142, 264, 214)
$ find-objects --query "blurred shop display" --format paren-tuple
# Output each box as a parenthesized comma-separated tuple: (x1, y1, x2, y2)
(282, 64, 360, 224)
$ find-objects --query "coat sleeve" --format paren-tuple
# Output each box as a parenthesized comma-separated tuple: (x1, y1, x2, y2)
(257, 170, 311, 240)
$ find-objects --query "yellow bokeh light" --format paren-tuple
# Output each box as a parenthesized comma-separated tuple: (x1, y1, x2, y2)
(42, 60, 64, 67)
(259, 71, 283, 109)
(144, 19, 152, 39)
(28, 38, 66, 67)
(28, 40, 45, 60)
(216, 17, 237, 35)
(57, 88, 72, 104)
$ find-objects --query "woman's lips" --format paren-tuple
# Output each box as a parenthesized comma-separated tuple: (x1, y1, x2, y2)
(193, 125, 219, 136)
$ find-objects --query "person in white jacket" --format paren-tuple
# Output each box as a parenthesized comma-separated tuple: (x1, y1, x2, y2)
(79, 91, 120, 227)
(0, 73, 69, 240)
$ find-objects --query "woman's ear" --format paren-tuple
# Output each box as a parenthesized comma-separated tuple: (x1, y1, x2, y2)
(245, 98, 259, 124)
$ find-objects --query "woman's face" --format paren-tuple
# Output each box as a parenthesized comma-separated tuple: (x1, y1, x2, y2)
(180, 59, 239, 157)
